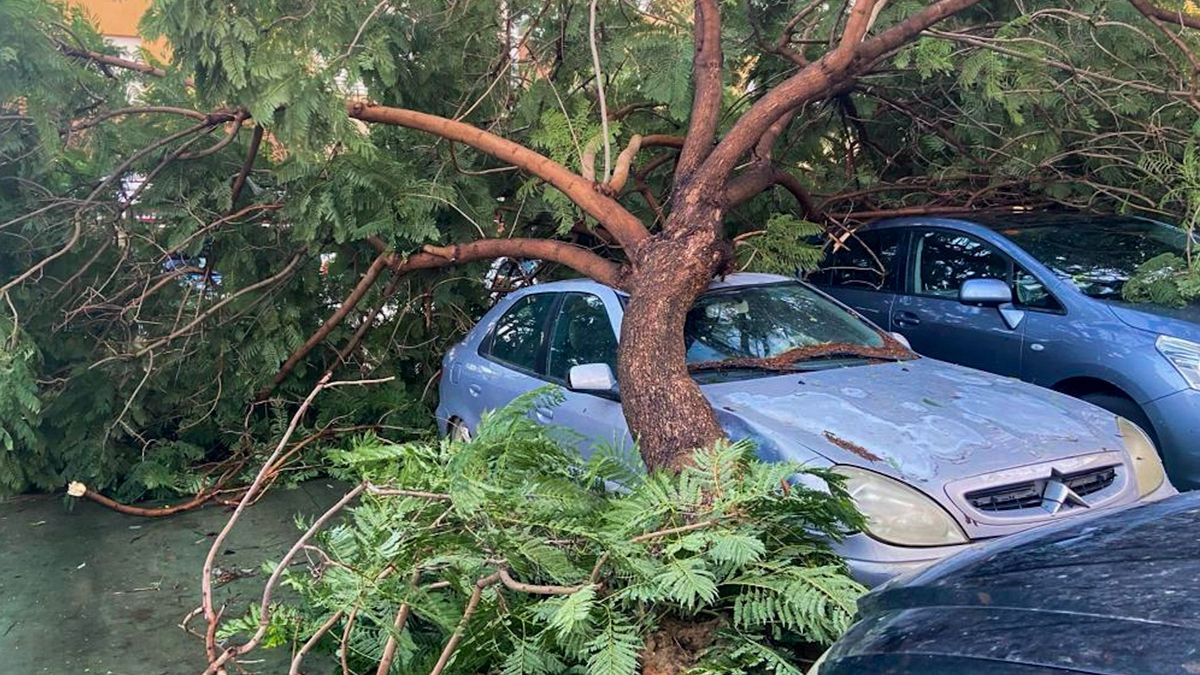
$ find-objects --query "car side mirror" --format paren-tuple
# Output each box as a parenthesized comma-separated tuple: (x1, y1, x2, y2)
(959, 278, 1012, 307)
(567, 363, 619, 399)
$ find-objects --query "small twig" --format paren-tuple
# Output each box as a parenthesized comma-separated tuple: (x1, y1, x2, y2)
(428, 572, 502, 675)
(366, 484, 452, 501)
(3, 292, 18, 349)
(289, 610, 344, 675)
(631, 519, 717, 543)
(588, 0, 612, 181)
(498, 568, 593, 596)
(375, 569, 421, 675)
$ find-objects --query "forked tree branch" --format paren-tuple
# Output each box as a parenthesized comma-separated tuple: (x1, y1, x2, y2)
(699, 0, 981, 186)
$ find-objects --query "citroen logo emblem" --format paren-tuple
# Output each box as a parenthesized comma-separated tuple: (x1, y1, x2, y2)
(1041, 470, 1090, 515)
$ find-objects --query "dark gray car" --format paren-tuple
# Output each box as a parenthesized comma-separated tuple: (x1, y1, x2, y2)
(810, 214, 1200, 488)
(816, 491, 1200, 674)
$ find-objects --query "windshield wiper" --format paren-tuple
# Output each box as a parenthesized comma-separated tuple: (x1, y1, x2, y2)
(687, 360, 799, 373)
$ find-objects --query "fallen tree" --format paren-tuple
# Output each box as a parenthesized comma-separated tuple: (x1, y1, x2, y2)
(3, 0, 1200, 493)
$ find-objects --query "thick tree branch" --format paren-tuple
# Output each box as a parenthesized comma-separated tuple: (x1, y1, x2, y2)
(676, 0, 724, 182)
(264, 236, 621, 398)
(58, 44, 167, 77)
(724, 166, 819, 219)
(346, 102, 649, 249)
(393, 238, 624, 288)
(229, 125, 265, 208)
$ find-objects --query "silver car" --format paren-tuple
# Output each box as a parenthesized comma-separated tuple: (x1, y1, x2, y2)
(437, 273, 1175, 585)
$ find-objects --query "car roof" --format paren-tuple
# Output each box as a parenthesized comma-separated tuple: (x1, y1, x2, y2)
(520, 272, 795, 296)
(861, 210, 1163, 233)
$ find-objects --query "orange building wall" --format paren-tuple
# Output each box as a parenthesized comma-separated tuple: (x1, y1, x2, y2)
(71, 0, 151, 37)
(69, 0, 168, 59)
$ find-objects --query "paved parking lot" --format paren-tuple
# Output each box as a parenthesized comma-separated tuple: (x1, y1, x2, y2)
(0, 482, 345, 674)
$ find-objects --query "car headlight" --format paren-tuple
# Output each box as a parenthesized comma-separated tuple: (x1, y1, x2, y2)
(837, 465, 968, 547)
(1117, 416, 1166, 497)
(1157, 335, 1200, 390)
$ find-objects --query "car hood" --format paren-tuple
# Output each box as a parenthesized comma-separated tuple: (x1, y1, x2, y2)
(701, 358, 1122, 485)
(1105, 300, 1200, 342)
(820, 493, 1200, 675)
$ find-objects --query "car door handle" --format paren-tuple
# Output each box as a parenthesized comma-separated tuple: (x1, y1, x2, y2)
(534, 406, 555, 423)
(467, 384, 482, 397)
(894, 311, 921, 327)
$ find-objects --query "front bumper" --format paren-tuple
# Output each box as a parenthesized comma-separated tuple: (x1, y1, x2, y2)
(835, 534, 971, 588)
(836, 478, 1176, 588)
(1145, 388, 1200, 490)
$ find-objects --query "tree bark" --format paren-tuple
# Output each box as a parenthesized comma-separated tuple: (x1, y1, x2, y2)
(618, 200, 729, 471)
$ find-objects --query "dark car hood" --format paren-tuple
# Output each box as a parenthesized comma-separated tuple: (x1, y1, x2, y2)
(822, 493, 1200, 675)
(1106, 300, 1200, 341)
(699, 358, 1121, 485)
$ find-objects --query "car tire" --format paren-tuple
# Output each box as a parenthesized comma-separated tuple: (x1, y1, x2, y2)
(448, 418, 472, 442)
(1079, 392, 1159, 447)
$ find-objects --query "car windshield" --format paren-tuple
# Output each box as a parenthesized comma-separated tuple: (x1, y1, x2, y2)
(683, 282, 912, 374)
(1003, 218, 1196, 302)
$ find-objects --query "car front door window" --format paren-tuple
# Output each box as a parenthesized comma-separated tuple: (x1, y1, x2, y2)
(895, 229, 1025, 376)
(913, 230, 1010, 296)
(547, 293, 618, 382)
(1014, 264, 1062, 311)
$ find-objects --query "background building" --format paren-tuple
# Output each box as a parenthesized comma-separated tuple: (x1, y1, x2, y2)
(69, 0, 167, 60)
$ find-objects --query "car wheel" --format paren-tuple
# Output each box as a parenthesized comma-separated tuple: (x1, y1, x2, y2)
(448, 418, 472, 442)
(1080, 392, 1159, 447)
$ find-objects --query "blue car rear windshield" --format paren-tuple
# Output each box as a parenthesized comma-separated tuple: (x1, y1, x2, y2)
(1002, 219, 1194, 301)
(683, 282, 884, 364)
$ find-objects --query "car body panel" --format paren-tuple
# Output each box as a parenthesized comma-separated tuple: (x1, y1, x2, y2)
(705, 359, 1119, 485)
(892, 293, 1027, 376)
(819, 492, 1200, 675)
(1106, 301, 1200, 341)
(813, 215, 1200, 488)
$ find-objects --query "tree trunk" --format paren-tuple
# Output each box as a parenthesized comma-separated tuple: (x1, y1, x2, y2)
(618, 196, 730, 472)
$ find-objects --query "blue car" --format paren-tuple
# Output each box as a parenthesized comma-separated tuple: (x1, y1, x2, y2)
(810, 214, 1200, 489)
(437, 274, 1174, 585)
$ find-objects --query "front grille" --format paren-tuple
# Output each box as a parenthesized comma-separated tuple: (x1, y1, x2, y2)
(966, 466, 1117, 513)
